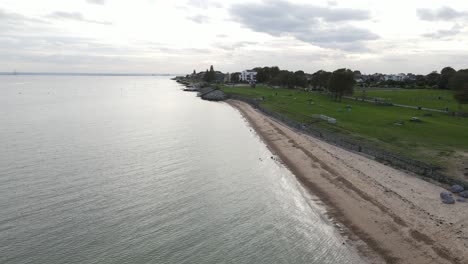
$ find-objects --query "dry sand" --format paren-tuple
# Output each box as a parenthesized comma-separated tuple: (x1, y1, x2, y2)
(227, 100, 468, 264)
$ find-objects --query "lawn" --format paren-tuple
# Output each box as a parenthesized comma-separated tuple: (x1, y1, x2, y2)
(352, 88, 460, 111)
(222, 85, 468, 174)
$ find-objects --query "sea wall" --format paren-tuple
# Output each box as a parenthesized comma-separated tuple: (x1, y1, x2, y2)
(229, 94, 468, 189)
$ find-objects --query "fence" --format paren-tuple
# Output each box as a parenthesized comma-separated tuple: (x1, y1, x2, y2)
(229, 94, 468, 189)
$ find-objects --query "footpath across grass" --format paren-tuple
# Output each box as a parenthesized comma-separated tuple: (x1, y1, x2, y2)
(352, 88, 459, 111)
(222, 85, 468, 179)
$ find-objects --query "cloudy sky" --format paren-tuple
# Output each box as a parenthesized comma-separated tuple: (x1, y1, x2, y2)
(1, 0, 468, 74)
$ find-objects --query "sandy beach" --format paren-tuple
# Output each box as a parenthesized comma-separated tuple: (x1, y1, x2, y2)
(227, 99, 468, 264)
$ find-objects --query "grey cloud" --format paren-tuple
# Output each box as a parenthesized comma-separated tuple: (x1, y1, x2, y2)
(49, 11, 83, 20)
(321, 41, 371, 52)
(0, 9, 38, 22)
(319, 7, 370, 22)
(231, 0, 370, 26)
(187, 14, 210, 24)
(297, 26, 378, 43)
(48, 11, 111, 25)
(417, 6, 468, 21)
(0, 9, 48, 33)
(87, 0, 106, 5)
(232, 1, 315, 36)
(0, 9, 46, 25)
(0, 35, 131, 55)
(422, 24, 464, 39)
(230, 0, 377, 51)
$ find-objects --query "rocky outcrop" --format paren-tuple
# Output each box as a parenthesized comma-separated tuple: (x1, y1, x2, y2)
(199, 88, 227, 101)
(450, 184, 464, 193)
(440, 192, 455, 204)
(460, 190, 468, 198)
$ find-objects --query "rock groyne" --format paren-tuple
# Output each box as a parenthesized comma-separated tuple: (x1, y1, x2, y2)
(198, 87, 227, 101)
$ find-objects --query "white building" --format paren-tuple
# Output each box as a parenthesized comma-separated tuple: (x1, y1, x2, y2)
(240, 70, 257, 83)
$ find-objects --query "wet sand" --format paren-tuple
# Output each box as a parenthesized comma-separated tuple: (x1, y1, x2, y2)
(227, 100, 468, 264)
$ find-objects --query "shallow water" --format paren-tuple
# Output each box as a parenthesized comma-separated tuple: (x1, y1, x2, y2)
(0, 75, 363, 263)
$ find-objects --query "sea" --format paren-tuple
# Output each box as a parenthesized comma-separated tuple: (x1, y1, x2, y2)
(0, 75, 363, 264)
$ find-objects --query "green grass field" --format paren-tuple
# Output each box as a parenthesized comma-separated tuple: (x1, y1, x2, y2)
(353, 88, 460, 111)
(222, 85, 468, 176)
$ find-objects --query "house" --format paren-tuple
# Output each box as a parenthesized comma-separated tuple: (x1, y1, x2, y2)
(240, 70, 257, 83)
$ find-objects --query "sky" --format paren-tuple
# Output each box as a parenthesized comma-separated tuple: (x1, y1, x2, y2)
(1, 0, 468, 74)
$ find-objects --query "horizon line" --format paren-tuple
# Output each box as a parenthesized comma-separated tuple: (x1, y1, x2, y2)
(0, 72, 178, 76)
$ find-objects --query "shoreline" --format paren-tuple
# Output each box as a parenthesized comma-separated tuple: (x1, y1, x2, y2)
(226, 99, 468, 264)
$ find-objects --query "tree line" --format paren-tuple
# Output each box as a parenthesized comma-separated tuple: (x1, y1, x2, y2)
(189, 65, 468, 105)
(230, 66, 355, 101)
(370, 66, 457, 89)
(247, 66, 468, 104)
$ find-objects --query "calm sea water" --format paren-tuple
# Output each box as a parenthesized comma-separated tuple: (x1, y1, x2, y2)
(0, 76, 362, 264)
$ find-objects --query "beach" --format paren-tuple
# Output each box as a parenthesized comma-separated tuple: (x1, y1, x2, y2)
(227, 99, 468, 264)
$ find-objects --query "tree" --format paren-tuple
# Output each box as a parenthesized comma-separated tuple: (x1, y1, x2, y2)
(252, 66, 282, 83)
(209, 65, 215, 81)
(271, 70, 295, 88)
(255, 67, 268, 83)
(317, 70, 332, 90)
(293, 70, 307, 88)
(269, 66, 280, 79)
(426, 71, 440, 87)
(231, 72, 241, 83)
(353, 70, 362, 79)
(328, 68, 355, 101)
(449, 69, 468, 107)
(203, 65, 216, 82)
(415, 75, 426, 87)
(310, 70, 331, 90)
(203, 69, 210, 82)
(321, 71, 332, 90)
(439, 66, 456, 89)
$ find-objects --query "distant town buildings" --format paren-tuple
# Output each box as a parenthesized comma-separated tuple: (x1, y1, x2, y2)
(356, 73, 418, 84)
(383, 73, 407, 82)
(187, 66, 429, 88)
(240, 70, 257, 83)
